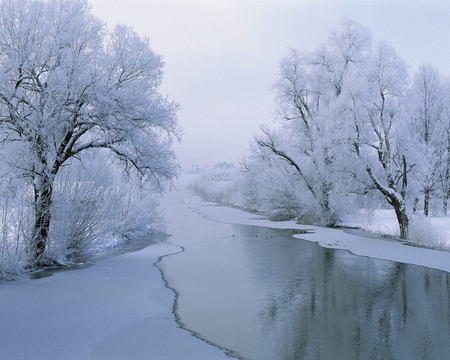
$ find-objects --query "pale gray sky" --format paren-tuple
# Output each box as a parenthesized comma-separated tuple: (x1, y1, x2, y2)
(89, 0, 450, 169)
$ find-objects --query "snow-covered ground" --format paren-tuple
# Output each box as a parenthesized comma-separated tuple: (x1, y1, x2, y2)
(340, 208, 450, 244)
(0, 239, 232, 359)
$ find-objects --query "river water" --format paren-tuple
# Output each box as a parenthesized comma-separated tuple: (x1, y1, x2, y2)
(159, 181, 450, 360)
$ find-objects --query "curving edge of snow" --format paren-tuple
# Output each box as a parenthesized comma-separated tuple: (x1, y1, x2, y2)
(185, 195, 450, 274)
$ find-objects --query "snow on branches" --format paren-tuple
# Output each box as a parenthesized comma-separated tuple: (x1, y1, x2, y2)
(0, 0, 180, 270)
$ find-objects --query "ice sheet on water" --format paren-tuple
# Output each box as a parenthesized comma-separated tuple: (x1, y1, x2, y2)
(0, 241, 233, 360)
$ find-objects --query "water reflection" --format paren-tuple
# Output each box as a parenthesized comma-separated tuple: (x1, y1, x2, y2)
(163, 220, 450, 360)
(235, 225, 450, 360)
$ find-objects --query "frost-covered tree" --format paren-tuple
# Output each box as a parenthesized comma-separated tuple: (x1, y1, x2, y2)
(407, 64, 445, 215)
(251, 19, 373, 226)
(0, 0, 180, 266)
(342, 42, 412, 239)
(251, 19, 415, 238)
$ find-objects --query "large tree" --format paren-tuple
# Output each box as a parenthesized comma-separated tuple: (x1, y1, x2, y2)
(252, 19, 415, 239)
(0, 0, 180, 265)
(252, 19, 373, 226)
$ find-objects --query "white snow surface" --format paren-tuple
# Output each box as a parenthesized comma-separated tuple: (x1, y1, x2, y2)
(0, 241, 231, 359)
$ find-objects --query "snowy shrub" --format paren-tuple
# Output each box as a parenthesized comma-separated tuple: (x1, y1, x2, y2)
(408, 217, 450, 250)
(47, 156, 165, 262)
(190, 163, 246, 207)
(0, 154, 165, 278)
(47, 159, 117, 260)
(243, 162, 308, 221)
(191, 160, 342, 226)
(0, 181, 33, 278)
(109, 181, 165, 240)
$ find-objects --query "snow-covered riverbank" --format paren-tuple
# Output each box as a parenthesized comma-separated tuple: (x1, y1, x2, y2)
(0, 239, 231, 359)
(187, 194, 450, 274)
(3, 174, 450, 359)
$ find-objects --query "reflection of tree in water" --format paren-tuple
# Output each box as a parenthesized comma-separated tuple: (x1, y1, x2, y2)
(235, 225, 450, 360)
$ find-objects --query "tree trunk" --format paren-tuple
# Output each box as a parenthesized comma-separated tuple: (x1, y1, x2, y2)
(413, 197, 419, 214)
(424, 189, 430, 216)
(393, 200, 409, 240)
(366, 163, 410, 240)
(444, 194, 449, 216)
(320, 185, 336, 226)
(30, 175, 53, 265)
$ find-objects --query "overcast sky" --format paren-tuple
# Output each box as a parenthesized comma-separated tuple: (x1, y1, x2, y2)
(89, 0, 450, 169)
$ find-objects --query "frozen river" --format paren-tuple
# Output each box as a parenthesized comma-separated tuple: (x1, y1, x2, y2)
(1, 176, 450, 359)
(159, 177, 450, 360)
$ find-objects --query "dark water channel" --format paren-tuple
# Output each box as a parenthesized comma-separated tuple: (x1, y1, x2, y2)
(161, 223, 450, 360)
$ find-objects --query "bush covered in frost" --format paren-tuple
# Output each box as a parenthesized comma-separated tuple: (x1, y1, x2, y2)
(190, 163, 247, 207)
(0, 155, 165, 279)
(408, 217, 450, 250)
